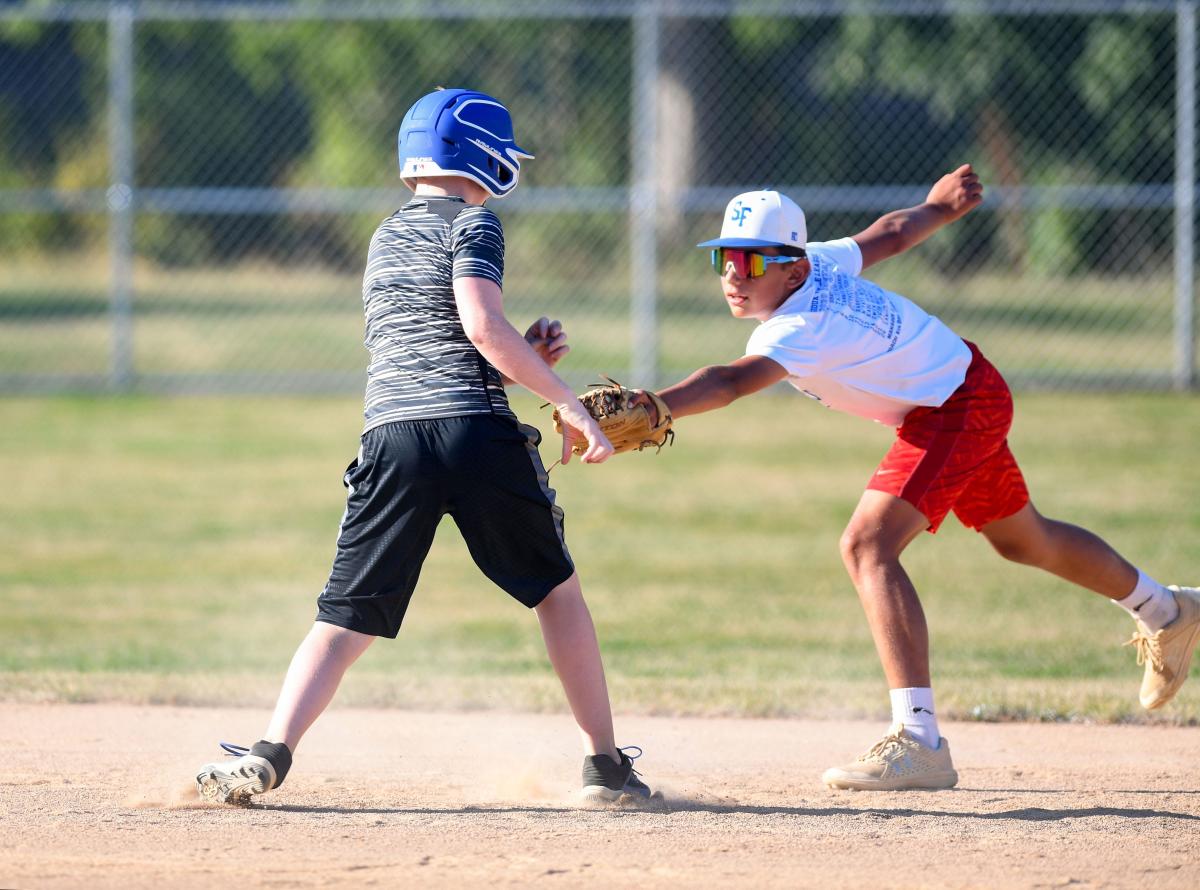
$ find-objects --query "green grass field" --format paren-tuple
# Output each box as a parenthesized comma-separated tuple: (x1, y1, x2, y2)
(2, 391, 1197, 723)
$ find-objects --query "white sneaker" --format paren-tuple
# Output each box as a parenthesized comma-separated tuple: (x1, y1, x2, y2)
(1126, 585, 1200, 710)
(196, 742, 278, 806)
(822, 727, 958, 791)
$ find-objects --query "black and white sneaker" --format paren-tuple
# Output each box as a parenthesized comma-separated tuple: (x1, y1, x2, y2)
(581, 745, 653, 802)
(195, 741, 290, 806)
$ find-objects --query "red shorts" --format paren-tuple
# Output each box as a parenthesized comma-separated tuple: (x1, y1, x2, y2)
(866, 341, 1030, 533)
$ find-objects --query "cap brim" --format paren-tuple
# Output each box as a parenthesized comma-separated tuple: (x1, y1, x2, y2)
(696, 237, 789, 248)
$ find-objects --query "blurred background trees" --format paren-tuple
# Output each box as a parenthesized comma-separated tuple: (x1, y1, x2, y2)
(0, 9, 1180, 270)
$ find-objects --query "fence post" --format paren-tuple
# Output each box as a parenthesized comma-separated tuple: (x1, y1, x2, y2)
(630, 1, 659, 387)
(1176, 0, 1196, 391)
(108, 0, 135, 391)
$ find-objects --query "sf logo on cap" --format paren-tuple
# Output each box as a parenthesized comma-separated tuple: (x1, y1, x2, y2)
(730, 202, 752, 227)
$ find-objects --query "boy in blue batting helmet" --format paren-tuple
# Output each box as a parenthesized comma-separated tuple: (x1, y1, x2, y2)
(196, 88, 653, 806)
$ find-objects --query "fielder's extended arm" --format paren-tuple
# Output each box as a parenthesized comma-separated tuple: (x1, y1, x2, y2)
(852, 163, 984, 271)
(655, 354, 789, 421)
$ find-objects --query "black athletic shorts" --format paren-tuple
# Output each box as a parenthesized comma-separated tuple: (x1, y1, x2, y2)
(315, 414, 574, 638)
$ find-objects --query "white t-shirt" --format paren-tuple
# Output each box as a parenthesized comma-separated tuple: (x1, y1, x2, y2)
(744, 238, 971, 427)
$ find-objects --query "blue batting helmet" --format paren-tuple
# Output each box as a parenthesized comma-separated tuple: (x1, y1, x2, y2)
(397, 88, 534, 199)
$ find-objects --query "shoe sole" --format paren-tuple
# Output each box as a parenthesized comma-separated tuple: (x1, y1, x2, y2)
(1143, 612, 1200, 710)
(195, 757, 274, 806)
(580, 784, 659, 804)
(823, 770, 959, 791)
(580, 784, 624, 803)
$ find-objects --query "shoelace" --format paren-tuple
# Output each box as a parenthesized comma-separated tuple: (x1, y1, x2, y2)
(860, 733, 911, 764)
(619, 745, 644, 777)
(219, 742, 250, 757)
(1124, 630, 1165, 671)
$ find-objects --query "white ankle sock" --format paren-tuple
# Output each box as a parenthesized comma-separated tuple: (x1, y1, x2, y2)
(1114, 570, 1179, 632)
(890, 687, 940, 749)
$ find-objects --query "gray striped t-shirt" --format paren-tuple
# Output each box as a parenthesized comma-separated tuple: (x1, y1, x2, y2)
(360, 196, 517, 431)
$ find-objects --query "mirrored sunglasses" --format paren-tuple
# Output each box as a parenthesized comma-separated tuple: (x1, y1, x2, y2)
(710, 247, 799, 278)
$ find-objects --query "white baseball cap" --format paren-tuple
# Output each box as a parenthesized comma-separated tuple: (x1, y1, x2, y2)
(697, 189, 807, 250)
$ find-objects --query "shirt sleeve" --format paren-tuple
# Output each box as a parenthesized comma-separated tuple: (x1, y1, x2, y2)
(806, 237, 863, 277)
(745, 316, 819, 378)
(451, 205, 505, 287)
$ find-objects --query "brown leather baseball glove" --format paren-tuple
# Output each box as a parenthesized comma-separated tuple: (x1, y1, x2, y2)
(552, 377, 674, 455)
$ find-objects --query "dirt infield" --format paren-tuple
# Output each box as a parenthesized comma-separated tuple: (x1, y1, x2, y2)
(1, 704, 1197, 889)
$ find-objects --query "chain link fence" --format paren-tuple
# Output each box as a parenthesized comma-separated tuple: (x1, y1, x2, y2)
(0, 0, 1195, 393)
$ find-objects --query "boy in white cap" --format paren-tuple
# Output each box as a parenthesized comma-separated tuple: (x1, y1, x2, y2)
(643, 165, 1198, 790)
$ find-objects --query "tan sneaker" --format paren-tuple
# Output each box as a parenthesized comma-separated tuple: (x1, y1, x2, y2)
(1125, 585, 1200, 710)
(822, 727, 958, 791)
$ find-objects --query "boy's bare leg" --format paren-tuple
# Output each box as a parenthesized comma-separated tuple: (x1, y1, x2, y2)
(978, 501, 1200, 711)
(822, 491, 960, 790)
(196, 622, 374, 804)
(535, 572, 621, 761)
(978, 502, 1137, 597)
(839, 491, 936, 688)
(264, 622, 376, 751)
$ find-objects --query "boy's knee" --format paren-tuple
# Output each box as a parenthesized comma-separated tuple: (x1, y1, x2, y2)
(839, 526, 887, 575)
(536, 572, 583, 610)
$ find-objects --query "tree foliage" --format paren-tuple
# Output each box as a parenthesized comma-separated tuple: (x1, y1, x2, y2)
(0, 9, 1181, 270)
